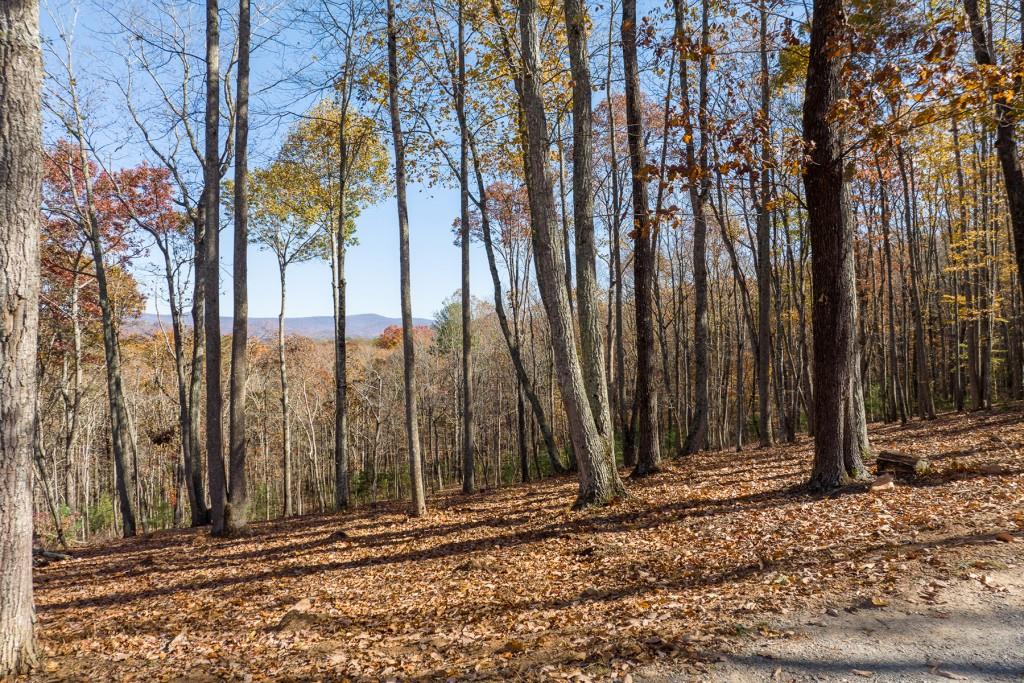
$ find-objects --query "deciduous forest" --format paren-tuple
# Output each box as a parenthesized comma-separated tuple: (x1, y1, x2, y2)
(1, 0, 1023, 679)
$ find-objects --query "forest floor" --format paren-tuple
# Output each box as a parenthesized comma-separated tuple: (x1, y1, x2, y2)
(28, 408, 1024, 682)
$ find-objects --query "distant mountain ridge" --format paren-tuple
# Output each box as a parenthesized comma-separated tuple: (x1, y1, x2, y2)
(128, 312, 433, 340)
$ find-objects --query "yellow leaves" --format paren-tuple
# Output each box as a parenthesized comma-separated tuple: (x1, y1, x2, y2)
(247, 99, 389, 250)
(994, 89, 1016, 104)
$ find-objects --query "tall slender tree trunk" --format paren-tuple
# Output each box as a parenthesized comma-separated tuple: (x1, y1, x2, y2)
(188, 213, 210, 526)
(386, 0, 427, 516)
(203, 0, 227, 534)
(623, 0, 661, 475)
(876, 168, 907, 423)
(756, 0, 774, 447)
(158, 242, 198, 527)
(896, 144, 935, 420)
(0, 1, 42, 669)
(85, 222, 138, 537)
(605, 7, 633, 467)
(564, 0, 613, 443)
(518, 0, 626, 507)
(333, 165, 349, 511)
(675, 0, 711, 456)
(803, 0, 864, 490)
(278, 262, 293, 516)
(457, 0, 475, 495)
(226, 0, 250, 533)
(63, 66, 139, 536)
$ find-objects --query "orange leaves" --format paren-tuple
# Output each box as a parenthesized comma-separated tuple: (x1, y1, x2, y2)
(31, 411, 1024, 681)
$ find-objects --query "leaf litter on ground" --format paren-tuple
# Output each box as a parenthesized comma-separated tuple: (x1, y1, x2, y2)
(29, 409, 1024, 681)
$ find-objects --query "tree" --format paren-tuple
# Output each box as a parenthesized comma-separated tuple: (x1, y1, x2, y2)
(386, 0, 427, 516)
(677, 0, 712, 457)
(42, 141, 144, 538)
(518, 0, 626, 507)
(300, 0, 387, 512)
(0, 0, 41, 672)
(204, 0, 227, 534)
(227, 0, 251, 534)
(755, 0, 774, 447)
(248, 158, 329, 517)
(802, 0, 865, 489)
(252, 99, 387, 511)
(456, 0, 476, 496)
(622, 0, 661, 476)
(115, 0, 245, 527)
(565, 0, 613, 448)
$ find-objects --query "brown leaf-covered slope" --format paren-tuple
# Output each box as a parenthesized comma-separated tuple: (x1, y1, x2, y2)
(30, 410, 1024, 681)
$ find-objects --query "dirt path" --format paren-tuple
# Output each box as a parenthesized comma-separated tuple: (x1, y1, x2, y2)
(638, 539, 1024, 682)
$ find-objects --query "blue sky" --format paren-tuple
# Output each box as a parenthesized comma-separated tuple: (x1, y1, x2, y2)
(42, 1, 496, 321)
(235, 184, 495, 320)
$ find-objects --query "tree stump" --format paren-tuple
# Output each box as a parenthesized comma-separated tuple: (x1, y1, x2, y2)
(876, 450, 930, 477)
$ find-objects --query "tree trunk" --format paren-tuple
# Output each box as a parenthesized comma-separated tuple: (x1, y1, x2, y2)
(158, 241, 198, 528)
(564, 0, 613, 443)
(605, 6, 633, 467)
(676, 0, 712, 456)
(518, 0, 625, 507)
(86, 225, 138, 537)
(623, 0, 661, 476)
(896, 144, 935, 420)
(386, 0, 427, 516)
(226, 0, 250, 534)
(457, 0, 476, 495)
(0, 1, 41, 669)
(188, 213, 210, 526)
(803, 0, 863, 490)
(334, 184, 350, 511)
(756, 0, 774, 447)
(278, 263, 293, 517)
(204, 0, 227, 534)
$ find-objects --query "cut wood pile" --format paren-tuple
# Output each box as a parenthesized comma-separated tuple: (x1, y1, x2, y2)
(876, 450, 930, 477)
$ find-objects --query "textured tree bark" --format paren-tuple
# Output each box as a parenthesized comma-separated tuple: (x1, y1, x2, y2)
(518, 0, 626, 507)
(226, 0, 250, 534)
(802, 0, 863, 490)
(564, 0, 613, 445)
(188, 212, 210, 526)
(204, 0, 227, 534)
(0, 0, 41, 671)
(457, 0, 475, 495)
(387, 0, 427, 516)
(471, 3, 568, 476)
(622, 0, 661, 476)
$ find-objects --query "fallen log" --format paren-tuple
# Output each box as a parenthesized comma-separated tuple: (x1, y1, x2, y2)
(33, 548, 71, 562)
(876, 450, 930, 477)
